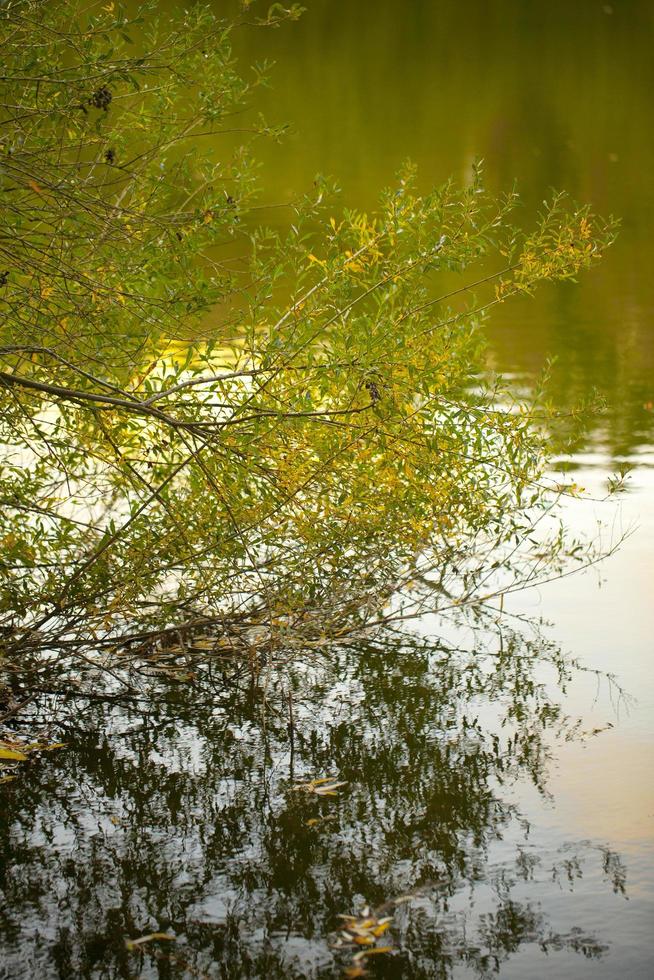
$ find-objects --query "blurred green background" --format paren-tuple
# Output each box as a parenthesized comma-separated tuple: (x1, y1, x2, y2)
(229, 0, 654, 461)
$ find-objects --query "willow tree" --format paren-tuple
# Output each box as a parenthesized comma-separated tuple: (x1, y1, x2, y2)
(0, 0, 615, 694)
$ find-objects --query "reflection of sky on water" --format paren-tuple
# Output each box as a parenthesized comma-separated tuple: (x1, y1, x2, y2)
(506, 464, 654, 846)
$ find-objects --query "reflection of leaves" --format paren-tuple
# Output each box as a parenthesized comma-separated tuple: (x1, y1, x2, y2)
(602, 847, 627, 896)
(0, 630, 625, 978)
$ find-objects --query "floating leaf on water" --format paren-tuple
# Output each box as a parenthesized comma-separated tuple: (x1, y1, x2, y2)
(291, 776, 348, 797)
(23, 741, 66, 753)
(315, 780, 347, 796)
(334, 905, 396, 969)
(125, 932, 176, 950)
(0, 745, 28, 762)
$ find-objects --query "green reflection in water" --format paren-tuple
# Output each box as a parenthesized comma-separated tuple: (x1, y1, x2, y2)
(0, 628, 625, 978)
(225, 0, 654, 462)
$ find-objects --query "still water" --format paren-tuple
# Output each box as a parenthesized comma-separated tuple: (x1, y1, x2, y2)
(1, 2, 652, 977)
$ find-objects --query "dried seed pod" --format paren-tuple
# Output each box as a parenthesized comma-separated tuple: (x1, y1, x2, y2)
(364, 379, 381, 403)
(89, 86, 112, 111)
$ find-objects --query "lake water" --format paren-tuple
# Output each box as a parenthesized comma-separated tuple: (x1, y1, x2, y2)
(0, 2, 652, 977)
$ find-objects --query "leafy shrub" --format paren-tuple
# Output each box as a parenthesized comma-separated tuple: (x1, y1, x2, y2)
(0, 1, 616, 688)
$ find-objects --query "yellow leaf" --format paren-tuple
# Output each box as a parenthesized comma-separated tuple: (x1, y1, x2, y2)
(23, 741, 65, 753)
(0, 745, 27, 762)
(361, 945, 393, 956)
(125, 933, 175, 950)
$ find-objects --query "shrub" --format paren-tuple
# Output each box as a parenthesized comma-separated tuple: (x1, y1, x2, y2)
(0, 1, 616, 691)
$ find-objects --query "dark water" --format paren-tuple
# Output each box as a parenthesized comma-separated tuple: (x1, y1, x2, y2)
(1, 2, 653, 977)
(0, 630, 638, 979)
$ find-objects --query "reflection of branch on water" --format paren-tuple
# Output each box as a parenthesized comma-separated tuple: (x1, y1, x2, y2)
(0, 626, 628, 978)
